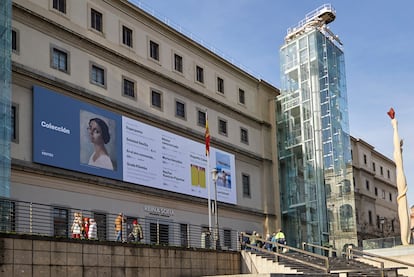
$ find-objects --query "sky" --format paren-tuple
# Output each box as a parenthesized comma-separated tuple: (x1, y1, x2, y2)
(132, 0, 414, 206)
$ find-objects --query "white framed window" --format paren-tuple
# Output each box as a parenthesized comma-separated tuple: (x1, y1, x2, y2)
(197, 109, 206, 127)
(122, 25, 133, 48)
(50, 45, 70, 73)
(238, 88, 245, 104)
(195, 65, 204, 84)
(11, 28, 19, 54)
(240, 127, 249, 144)
(52, 0, 66, 14)
(217, 76, 224, 93)
(175, 100, 186, 119)
(218, 118, 227, 136)
(242, 173, 250, 197)
(122, 77, 136, 99)
(174, 53, 183, 73)
(89, 62, 106, 88)
(90, 7, 103, 33)
(149, 40, 159, 61)
(151, 89, 163, 110)
(11, 104, 19, 143)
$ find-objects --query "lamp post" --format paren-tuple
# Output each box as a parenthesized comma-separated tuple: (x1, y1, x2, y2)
(211, 168, 219, 249)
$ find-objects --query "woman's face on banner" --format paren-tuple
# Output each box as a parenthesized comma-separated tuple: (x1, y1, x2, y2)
(88, 120, 104, 145)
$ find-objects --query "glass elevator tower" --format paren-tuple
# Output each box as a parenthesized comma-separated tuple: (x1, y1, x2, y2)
(277, 4, 357, 251)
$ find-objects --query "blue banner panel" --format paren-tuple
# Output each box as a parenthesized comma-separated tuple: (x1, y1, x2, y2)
(33, 86, 123, 180)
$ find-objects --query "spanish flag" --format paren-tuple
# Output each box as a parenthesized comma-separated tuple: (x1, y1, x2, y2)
(205, 113, 210, 156)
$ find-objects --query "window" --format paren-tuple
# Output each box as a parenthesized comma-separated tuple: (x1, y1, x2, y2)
(380, 166, 383, 175)
(93, 212, 107, 240)
(91, 8, 103, 32)
(174, 54, 183, 73)
(12, 29, 18, 53)
(151, 90, 162, 109)
(90, 63, 106, 87)
(363, 154, 367, 164)
(196, 65, 204, 83)
(123, 78, 135, 98)
(11, 104, 18, 142)
(180, 224, 188, 247)
(376, 215, 380, 229)
(387, 169, 390, 179)
(217, 77, 224, 93)
(53, 207, 68, 237)
(389, 192, 392, 202)
(239, 89, 245, 104)
(374, 187, 378, 196)
(150, 222, 169, 245)
(223, 229, 232, 249)
(175, 100, 186, 119)
(372, 162, 376, 172)
(122, 26, 133, 47)
(368, 210, 373, 225)
(339, 204, 354, 232)
(365, 180, 370, 191)
(51, 47, 69, 73)
(240, 128, 249, 144)
(197, 110, 206, 127)
(382, 190, 385, 199)
(52, 0, 66, 13)
(149, 40, 159, 61)
(242, 173, 250, 197)
(218, 119, 227, 136)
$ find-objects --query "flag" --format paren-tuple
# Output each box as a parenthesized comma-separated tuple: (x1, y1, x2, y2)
(205, 113, 210, 156)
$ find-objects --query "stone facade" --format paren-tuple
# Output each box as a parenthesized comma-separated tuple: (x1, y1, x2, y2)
(0, 235, 240, 277)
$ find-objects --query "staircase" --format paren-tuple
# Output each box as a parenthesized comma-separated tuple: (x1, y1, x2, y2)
(242, 246, 409, 276)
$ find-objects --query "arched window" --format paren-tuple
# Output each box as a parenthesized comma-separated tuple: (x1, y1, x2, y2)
(339, 204, 354, 232)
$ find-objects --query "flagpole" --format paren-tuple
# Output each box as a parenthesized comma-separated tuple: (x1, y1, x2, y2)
(205, 111, 212, 239)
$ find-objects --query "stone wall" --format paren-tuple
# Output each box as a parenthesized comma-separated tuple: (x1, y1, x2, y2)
(0, 235, 240, 277)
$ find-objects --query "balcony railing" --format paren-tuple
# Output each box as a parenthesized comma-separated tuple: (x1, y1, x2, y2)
(0, 197, 240, 251)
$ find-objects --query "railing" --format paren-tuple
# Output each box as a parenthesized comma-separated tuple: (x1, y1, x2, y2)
(346, 246, 414, 276)
(302, 241, 339, 257)
(362, 236, 402, 250)
(0, 198, 240, 251)
(240, 232, 330, 273)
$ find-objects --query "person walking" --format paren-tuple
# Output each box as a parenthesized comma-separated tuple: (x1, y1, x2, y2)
(115, 213, 125, 242)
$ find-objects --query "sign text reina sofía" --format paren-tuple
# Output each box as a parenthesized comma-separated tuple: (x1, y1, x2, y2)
(144, 205, 174, 217)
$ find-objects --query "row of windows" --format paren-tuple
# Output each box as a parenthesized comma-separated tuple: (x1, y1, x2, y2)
(11, 35, 251, 145)
(47, 0, 248, 104)
(364, 179, 393, 202)
(12, 3, 252, 144)
(359, 210, 395, 232)
(362, 154, 391, 179)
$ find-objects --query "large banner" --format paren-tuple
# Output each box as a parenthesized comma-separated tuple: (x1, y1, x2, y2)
(33, 86, 237, 204)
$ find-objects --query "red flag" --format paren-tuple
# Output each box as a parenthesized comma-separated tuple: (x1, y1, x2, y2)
(205, 113, 210, 156)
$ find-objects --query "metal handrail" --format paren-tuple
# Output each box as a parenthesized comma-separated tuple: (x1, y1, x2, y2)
(347, 246, 414, 269)
(241, 233, 330, 273)
(302, 241, 339, 257)
(0, 197, 240, 251)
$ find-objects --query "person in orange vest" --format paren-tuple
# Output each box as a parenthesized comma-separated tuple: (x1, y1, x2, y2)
(114, 213, 125, 242)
